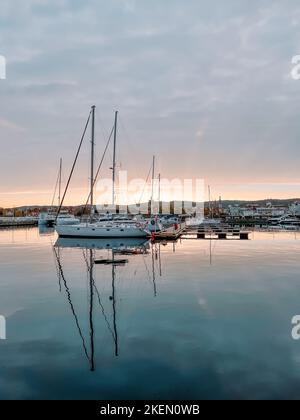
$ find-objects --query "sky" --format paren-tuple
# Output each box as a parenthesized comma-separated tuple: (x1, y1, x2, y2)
(0, 0, 300, 207)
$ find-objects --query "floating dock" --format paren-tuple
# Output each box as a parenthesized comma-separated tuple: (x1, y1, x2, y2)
(183, 224, 250, 240)
(151, 224, 186, 241)
(0, 217, 38, 228)
(151, 222, 250, 241)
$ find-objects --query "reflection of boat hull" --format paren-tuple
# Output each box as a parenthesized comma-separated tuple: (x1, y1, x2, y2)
(39, 226, 55, 235)
(55, 237, 150, 250)
(56, 224, 149, 239)
(38, 213, 55, 226)
(202, 218, 221, 225)
(269, 216, 300, 226)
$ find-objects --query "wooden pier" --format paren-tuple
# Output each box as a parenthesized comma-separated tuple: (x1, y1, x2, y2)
(151, 223, 186, 241)
(183, 224, 250, 240)
(151, 223, 250, 241)
(0, 218, 38, 228)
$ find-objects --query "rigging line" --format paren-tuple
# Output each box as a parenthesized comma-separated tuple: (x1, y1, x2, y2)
(138, 162, 153, 205)
(81, 250, 117, 344)
(151, 244, 157, 298)
(93, 278, 117, 344)
(51, 166, 60, 208)
(51, 241, 62, 292)
(83, 251, 116, 343)
(88, 249, 95, 372)
(82, 124, 115, 216)
(52, 246, 91, 363)
(97, 112, 111, 145)
(55, 110, 92, 221)
(118, 115, 137, 176)
(142, 254, 153, 287)
(112, 263, 119, 357)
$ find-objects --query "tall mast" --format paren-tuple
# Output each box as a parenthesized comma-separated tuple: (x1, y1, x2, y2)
(112, 251, 119, 357)
(151, 155, 155, 203)
(112, 111, 118, 206)
(58, 158, 62, 207)
(89, 249, 95, 371)
(208, 185, 211, 219)
(90, 106, 96, 217)
(158, 173, 161, 212)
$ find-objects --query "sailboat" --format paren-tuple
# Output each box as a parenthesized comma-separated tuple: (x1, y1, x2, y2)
(39, 159, 80, 227)
(55, 106, 150, 239)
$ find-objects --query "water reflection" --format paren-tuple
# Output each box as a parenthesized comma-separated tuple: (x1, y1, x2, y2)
(38, 226, 55, 236)
(1, 227, 300, 399)
(53, 238, 156, 371)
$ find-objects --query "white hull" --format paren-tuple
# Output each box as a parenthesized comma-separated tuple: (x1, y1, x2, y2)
(56, 223, 150, 238)
(56, 217, 80, 226)
(55, 237, 149, 250)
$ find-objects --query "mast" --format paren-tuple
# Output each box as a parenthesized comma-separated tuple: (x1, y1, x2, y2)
(208, 185, 211, 219)
(151, 243, 157, 297)
(112, 111, 118, 207)
(58, 158, 62, 207)
(151, 155, 156, 212)
(158, 173, 161, 211)
(111, 251, 119, 357)
(89, 249, 95, 371)
(90, 106, 96, 217)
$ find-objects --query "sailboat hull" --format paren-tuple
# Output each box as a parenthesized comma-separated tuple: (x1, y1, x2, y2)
(56, 224, 150, 238)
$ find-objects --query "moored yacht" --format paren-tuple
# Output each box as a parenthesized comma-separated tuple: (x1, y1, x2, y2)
(55, 107, 151, 239)
(55, 211, 80, 226)
(56, 221, 150, 238)
(38, 211, 56, 226)
(269, 214, 300, 226)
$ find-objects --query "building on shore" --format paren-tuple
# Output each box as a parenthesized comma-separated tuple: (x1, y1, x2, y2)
(227, 202, 288, 220)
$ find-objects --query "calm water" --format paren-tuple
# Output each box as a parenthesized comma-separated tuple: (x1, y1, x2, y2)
(0, 227, 300, 400)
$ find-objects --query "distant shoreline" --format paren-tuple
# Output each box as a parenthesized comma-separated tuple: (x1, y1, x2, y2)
(1, 198, 300, 212)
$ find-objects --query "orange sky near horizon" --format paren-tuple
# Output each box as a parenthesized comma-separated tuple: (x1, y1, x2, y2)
(1, 181, 300, 208)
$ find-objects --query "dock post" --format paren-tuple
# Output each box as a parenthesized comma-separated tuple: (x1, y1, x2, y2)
(197, 233, 206, 239)
(218, 233, 227, 240)
(239, 232, 249, 240)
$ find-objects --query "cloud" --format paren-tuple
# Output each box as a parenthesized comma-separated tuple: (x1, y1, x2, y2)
(1, 0, 300, 205)
(0, 118, 25, 132)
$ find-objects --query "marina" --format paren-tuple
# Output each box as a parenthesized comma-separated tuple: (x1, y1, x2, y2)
(1, 0, 300, 404)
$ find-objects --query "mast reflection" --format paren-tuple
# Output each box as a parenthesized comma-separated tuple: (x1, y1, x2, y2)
(53, 237, 150, 371)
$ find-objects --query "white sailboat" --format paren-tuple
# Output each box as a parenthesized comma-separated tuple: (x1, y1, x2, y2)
(39, 158, 80, 227)
(38, 211, 56, 226)
(55, 211, 80, 226)
(56, 107, 150, 239)
(56, 221, 150, 238)
(39, 158, 62, 226)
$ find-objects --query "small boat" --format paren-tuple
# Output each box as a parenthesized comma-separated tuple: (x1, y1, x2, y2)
(40, 159, 80, 227)
(38, 211, 56, 226)
(268, 214, 300, 226)
(202, 218, 222, 225)
(55, 211, 80, 226)
(94, 258, 128, 265)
